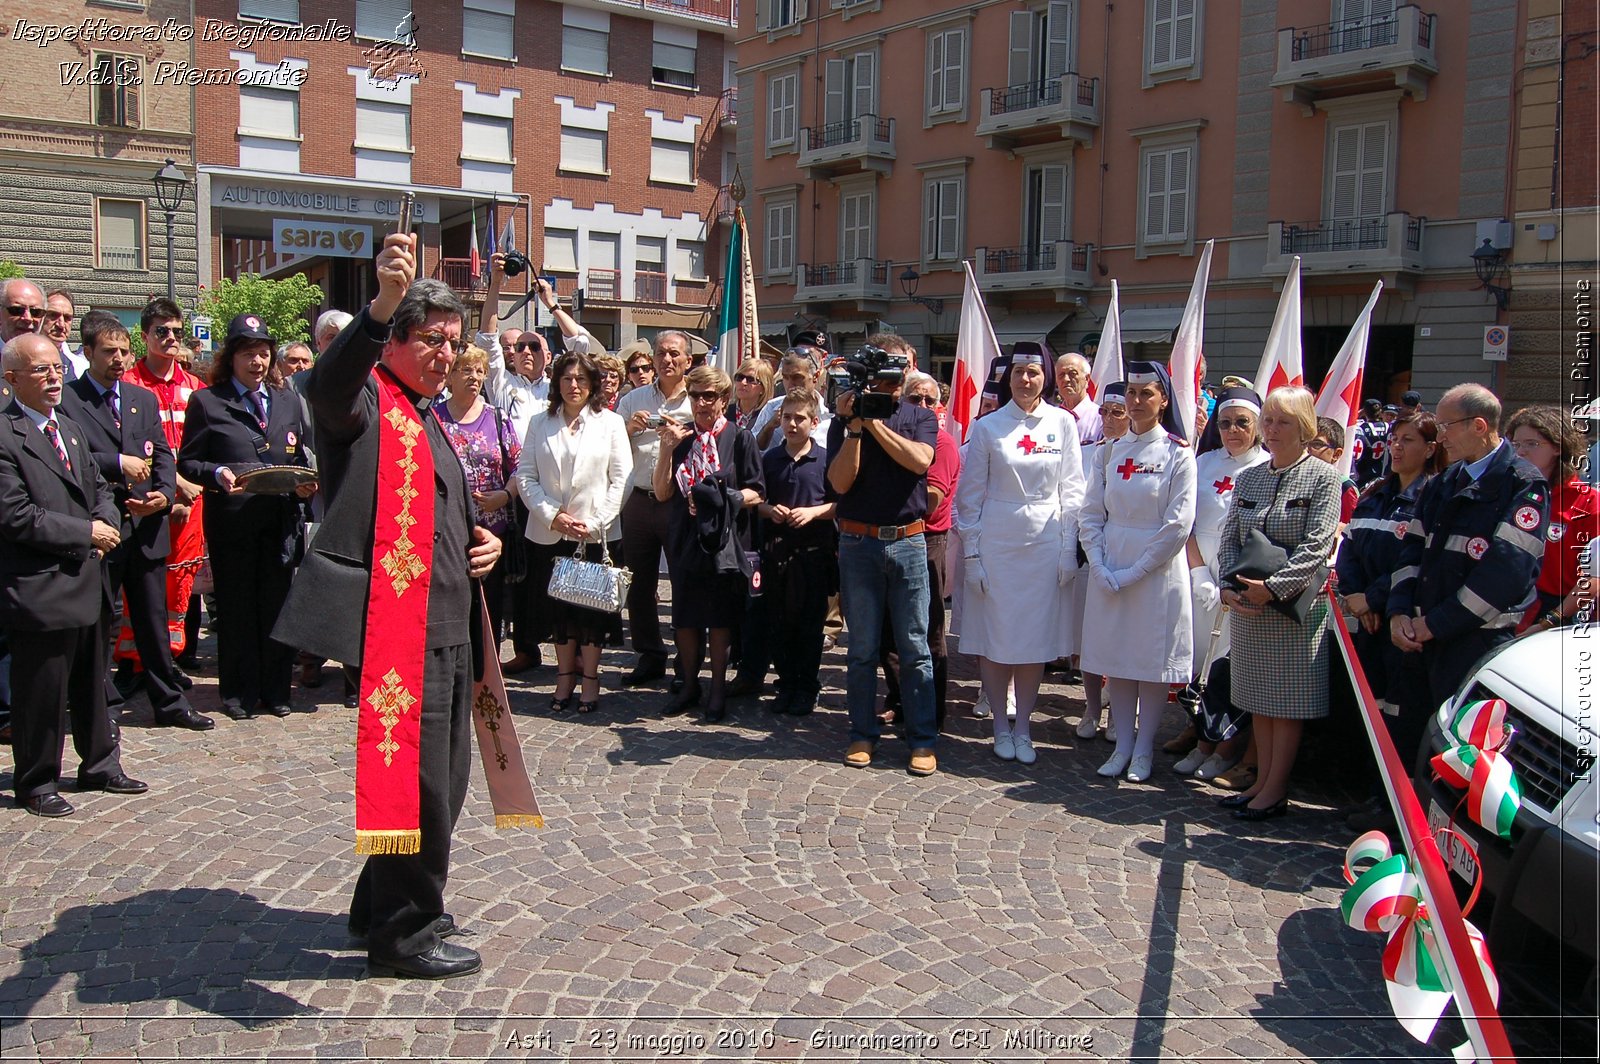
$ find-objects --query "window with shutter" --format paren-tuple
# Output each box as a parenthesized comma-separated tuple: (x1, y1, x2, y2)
(650, 139, 695, 184)
(544, 229, 578, 272)
(562, 26, 609, 74)
(767, 73, 797, 146)
(1140, 146, 1191, 245)
(590, 233, 620, 271)
(93, 54, 141, 128)
(1008, 11, 1035, 89)
(923, 177, 963, 262)
(1327, 120, 1388, 221)
(1045, 1, 1073, 82)
(462, 0, 514, 59)
(357, 100, 411, 150)
(926, 27, 965, 116)
(824, 59, 847, 127)
(240, 0, 300, 23)
(560, 127, 607, 173)
(653, 41, 697, 88)
(462, 114, 512, 162)
(841, 190, 874, 261)
(239, 86, 299, 138)
(1148, 0, 1197, 73)
(355, 0, 411, 41)
(852, 52, 876, 120)
(765, 201, 795, 274)
(673, 240, 706, 279)
(96, 199, 145, 270)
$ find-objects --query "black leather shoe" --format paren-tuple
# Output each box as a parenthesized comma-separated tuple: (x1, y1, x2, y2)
(784, 696, 817, 717)
(156, 707, 215, 731)
(368, 940, 482, 979)
(661, 683, 701, 716)
(77, 772, 148, 795)
(220, 699, 251, 721)
(1233, 799, 1290, 822)
(20, 793, 74, 817)
(350, 913, 459, 941)
(173, 667, 194, 690)
(263, 704, 292, 718)
(1217, 792, 1253, 808)
(344, 695, 359, 709)
(621, 657, 667, 688)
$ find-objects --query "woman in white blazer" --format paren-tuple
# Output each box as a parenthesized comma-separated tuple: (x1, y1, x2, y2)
(516, 350, 633, 714)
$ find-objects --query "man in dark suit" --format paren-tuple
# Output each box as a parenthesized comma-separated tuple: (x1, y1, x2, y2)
(0, 333, 146, 817)
(61, 313, 212, 731)
(274, 234, 501, 979)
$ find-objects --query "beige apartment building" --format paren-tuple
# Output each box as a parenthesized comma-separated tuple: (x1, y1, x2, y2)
(736, 0, 1595, 404)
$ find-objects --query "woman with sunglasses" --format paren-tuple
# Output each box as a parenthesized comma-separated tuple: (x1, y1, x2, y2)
(653, 365, 765, 722)
(177, 313, 314, 720)
(1169, 387, 1268, 779)
(728, 359, 773, 432)
(1078, 362, 1197, 782)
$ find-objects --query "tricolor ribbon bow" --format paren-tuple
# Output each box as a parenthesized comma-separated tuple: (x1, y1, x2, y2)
(1430, 698, 1522, 839)
(1340, 831, 1499, 1063)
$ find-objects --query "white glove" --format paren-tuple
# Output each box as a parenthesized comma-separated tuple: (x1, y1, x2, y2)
(1090, 564, 1120, 594)
(1057, 548, 1078, 587)
(965, 555, 989, 596)
(1190, 566, 1220, 613)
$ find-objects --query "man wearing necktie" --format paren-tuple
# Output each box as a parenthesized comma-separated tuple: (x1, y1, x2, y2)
(62, 313, 212, 731)
(0, 334, 147, 817)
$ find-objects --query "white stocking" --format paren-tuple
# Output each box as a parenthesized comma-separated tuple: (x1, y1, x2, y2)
(1010, 664, 1046, 743)
(1133, 680, 1167, 763)
(1107, 677, 1139, 758)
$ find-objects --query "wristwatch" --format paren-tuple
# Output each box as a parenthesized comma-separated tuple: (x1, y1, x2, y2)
(1541, 610, 1563, 629)
(845, 430, 864, 439)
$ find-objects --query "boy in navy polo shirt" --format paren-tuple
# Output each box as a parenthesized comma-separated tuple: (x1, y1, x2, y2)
(757, 388, 836, 715)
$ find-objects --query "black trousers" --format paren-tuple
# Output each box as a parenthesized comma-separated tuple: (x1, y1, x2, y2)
(880, 529, 950, 731)
(7, 621, 121, 799)
(1422, 627, 1511, 718)
(350, 643, 474, 960)
(207, 515, 295, 709)
(767, 546, 834, 699)
(619, 488, 672, 663)
(106, 544, 191, 718)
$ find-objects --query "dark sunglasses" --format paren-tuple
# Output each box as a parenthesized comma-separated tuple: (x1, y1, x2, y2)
(151, 325, 183, 339)
(513, 340, 544, 351)
(627, 363, 651, 373)
(734, 373, 759, 385)
(688, 390, 722, 402)
(5, 305, 42, 318)
(906, 394, 938, 407)
(1216, 417, 1254, 430)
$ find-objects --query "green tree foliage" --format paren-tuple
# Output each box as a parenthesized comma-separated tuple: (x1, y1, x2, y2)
(0, 260, 23, 281)
(196, 274, 325, 347)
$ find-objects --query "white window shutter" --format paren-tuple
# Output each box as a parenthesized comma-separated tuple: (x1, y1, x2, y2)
(1165, 147, 1190, 240)
(650, 139, 694, 184)
(358, 100, 410, 149)
(560, 127, 606, 171)
(1144, 151, 1168, 242)
(853, 52, 876, 119)
(589, 233, 619, 271)
(938, 179, 961, 258)
(1008, 11, 1034, 88)
(1151, 0, 1174, 68)
(927, 32, 944, 114)
(1041, 165, 1068, 244)
(241, 0, 300, 22)
(1172, 0, 1196, 65)
(544, 229, 578, 272)
(240, 87, 298, 137)
(824, 59, 846, 126)
(1046, 1, 1072, 80)
(943, 29, 966, 111)
(357, 0, 411, 40)
(1358, 122, 1388, 218)
(1328, 124, 1362, 220)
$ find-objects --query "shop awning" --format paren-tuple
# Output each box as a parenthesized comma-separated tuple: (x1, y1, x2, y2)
(1118, 306, 1184, 345)
(990, 312, 1069, 348)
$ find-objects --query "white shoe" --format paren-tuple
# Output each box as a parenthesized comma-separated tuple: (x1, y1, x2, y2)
(1014, 736, 1037, 765)
(1097, 750, 1132, 778)
(973, 691, 992, 719)
(1172, 748, 1209, 775)
(1194, 751, 1240, 780)
(994, 732, 1016, 761)
(1125, 754, 1154, 783)
(1075, 710, 1101, 739)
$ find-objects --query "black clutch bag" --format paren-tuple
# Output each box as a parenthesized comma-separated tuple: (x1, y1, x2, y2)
(1221, 527, 1327, 625)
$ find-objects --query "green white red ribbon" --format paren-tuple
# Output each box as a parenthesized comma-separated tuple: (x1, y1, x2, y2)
(1340, 831, 1499, 1062)
(1431, 698, 1522, 840)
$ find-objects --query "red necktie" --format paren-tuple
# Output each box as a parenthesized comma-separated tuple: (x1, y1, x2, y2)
(42, 419, 70, 471)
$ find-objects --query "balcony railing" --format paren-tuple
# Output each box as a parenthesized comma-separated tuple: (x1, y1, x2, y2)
(796, 258, 893, 305)
(976, 73, 1101, 148)
(587, 268, 620, 301)
(636, 270, 668, 303)
(432, 258, 486, 299)
(98, 245, 143, 270)
(601, 0, 737, 26)
(807, 114, 891, 151)
(1272, 5, 1438, 107)
(982, 242, 1091, 274)
(973, 241, 1094, 293)
(988, 74, 1098, 116)
(1264, 212, 1425, 276)
(797, 114, 897, 177)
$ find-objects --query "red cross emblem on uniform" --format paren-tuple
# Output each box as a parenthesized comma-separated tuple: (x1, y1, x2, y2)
(1514, 505, 1540, 531)
(1117, 458, 1138, 480)
(1017, 434, 1037, 454)
(1213, 476, 1233, 494)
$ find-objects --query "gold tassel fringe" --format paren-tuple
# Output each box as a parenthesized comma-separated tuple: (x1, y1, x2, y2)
(496, 814, 545, 830)
(354, 830, 422, 855)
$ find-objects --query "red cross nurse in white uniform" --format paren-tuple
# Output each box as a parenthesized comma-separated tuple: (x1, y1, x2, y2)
(1078, 360, 1197, 782)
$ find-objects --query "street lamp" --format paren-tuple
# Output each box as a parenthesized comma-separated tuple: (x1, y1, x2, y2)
(152, 158, 188, 302)
(898, 267, 944, 315)
(1470, 238, 1510, 312)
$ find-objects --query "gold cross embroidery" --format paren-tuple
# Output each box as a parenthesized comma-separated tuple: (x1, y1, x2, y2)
(474, 686, 509, 770)
(367, 667, 416, 766)
(379, 408, 427, 596)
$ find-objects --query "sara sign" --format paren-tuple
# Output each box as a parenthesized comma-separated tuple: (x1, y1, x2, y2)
(274, 219, 373, 259)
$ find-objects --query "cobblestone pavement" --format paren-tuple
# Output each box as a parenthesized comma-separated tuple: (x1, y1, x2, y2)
(1, 589, 1478, 1062)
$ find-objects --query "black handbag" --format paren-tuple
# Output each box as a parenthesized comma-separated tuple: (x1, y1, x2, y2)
(1221, 527, 1328, 624)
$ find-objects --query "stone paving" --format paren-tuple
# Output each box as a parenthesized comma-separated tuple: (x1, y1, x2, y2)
(0, 593, 1486, 1062)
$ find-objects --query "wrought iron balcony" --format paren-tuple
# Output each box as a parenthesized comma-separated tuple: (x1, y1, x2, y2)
(976, 73, 1100, 149)
(797, 114, 895, 178)
(973, 241, 1094, 297)
(795, 258, 893, 307)
(1264, 212, 1425, 278)
(1271, 6, 1438, 111)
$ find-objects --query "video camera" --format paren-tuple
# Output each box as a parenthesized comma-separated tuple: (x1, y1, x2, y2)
(826, 344, 909, 421)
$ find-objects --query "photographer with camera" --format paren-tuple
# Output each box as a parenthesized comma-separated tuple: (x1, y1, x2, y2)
(477, 253, 597, 443)
(825, 345, 940, 777)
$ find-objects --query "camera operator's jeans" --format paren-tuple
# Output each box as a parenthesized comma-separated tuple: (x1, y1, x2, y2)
(838, 532, 937, 749)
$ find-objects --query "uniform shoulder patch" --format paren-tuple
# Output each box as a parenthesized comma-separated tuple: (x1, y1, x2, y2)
(1166, 432, 1190, 448)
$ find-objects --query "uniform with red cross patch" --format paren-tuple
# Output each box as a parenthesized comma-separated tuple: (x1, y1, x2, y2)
(1394, 521, 1408, 540)
(1467, 537, 1489, 560)
(1549, 522, 1565, 543)
(1515, 505, 1541, 531)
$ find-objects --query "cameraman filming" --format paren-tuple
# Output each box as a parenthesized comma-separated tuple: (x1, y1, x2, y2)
(825, 348, 940, 777)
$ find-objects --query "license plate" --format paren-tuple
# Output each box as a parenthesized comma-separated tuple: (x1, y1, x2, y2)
(1427, 799, 1480, 884)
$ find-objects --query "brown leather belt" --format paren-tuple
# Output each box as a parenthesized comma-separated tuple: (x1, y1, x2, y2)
(838, 518, 925, 542)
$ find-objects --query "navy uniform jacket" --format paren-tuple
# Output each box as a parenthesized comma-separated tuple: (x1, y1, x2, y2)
(0, 402, 119, 630)
(1336, 472, 1431, 616)
(271, 309, 475, 666)
(1387, 442, 1549, 640)
(60, 376, 175, 560)
(1351, 419, 1388, 487)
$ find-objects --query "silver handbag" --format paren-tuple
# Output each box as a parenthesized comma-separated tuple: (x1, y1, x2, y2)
(547, 539, 632, 614)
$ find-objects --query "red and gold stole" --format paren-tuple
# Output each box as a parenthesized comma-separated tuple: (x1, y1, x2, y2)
(354, 368, 434, 855)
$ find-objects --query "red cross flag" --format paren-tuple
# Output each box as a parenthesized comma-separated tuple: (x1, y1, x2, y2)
(1088, 279, 1124, 402)
(1167, 239, 1213, 443)
(945, 260, 1001, 444)
(1314, 280, 1385, 480)
(1255, 255, 1306, 396)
